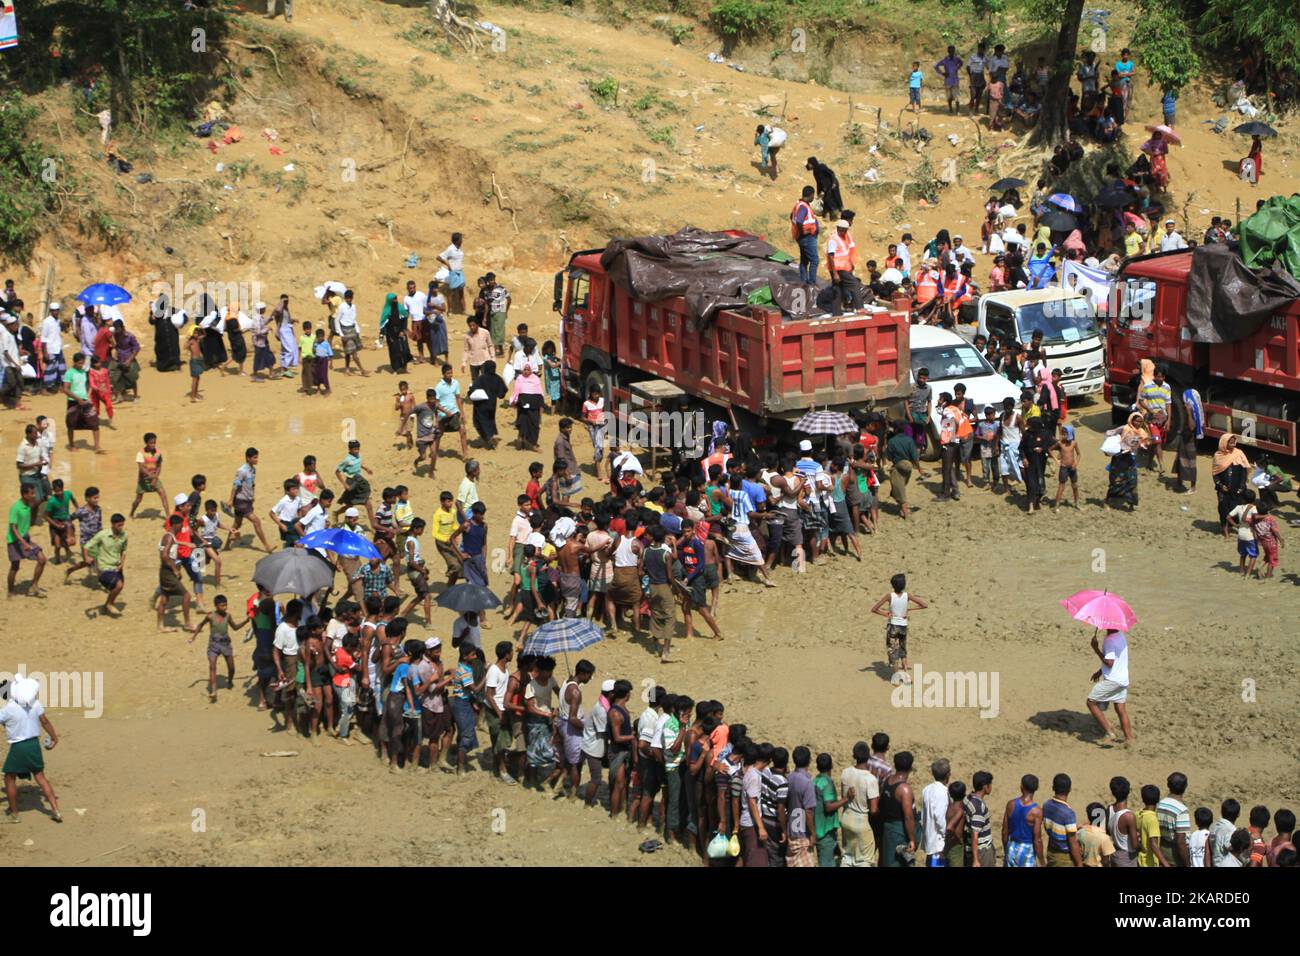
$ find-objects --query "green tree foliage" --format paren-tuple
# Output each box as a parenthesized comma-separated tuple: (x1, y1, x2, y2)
(1131, 0, 1199, 91)
(1189, 0, 1300, 75)
(0, 96, 62, 263)
(0, 0, 228, 132)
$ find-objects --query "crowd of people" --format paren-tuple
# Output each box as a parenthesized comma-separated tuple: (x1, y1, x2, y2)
(3, 24, 1297, 869)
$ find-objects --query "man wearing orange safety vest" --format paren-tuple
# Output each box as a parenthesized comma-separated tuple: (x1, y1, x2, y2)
(941, 264, 974, 327)
(937, 392, 971, 501)
(790, 185, 820, 284)
(913, 259, 942, 322)
(826, 220, 866, 314)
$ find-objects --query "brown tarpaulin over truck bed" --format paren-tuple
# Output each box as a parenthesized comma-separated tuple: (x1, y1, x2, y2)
(1185, 242, 1300, 344)
(599, 226, 824, 322)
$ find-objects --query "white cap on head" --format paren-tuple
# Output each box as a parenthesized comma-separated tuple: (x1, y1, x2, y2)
(174, 493, 189, 506)
(1165, 218, 1175, 225)
(835, 219, 850, 229)
(428, 636, 442, 648)
(601, 679, 616, 693)
(49, 302, 61, 310)
(255, 301, 266, 310)
(798, 439, 813, 451)
(11, 676, 39, 707)
(344, 507, 360, 518)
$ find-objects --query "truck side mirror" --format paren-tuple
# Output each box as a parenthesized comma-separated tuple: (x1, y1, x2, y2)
(552, 271, 564, 313)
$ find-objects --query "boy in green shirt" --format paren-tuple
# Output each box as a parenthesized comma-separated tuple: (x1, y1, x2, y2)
(7, 483, 47, 597)
(85, 513, 128, 614)
(41, 478, 77, 564)
(814, 752, 851, 867)
(298, 320, 316, 393)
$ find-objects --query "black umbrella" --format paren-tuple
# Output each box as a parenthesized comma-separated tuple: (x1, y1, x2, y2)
(1233, 121, 1277, 138)
(1094, 188, 1133, 209)
(1039, 208, 1078, 232)
(436, 583, 501, 613)
(990, 177, 1027, 192)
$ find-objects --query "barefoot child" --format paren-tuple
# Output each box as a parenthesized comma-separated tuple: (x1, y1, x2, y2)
(83, 511, 127, 615)
(394, 380, 415, 448)
(187, 327, 204, 402)
(197, 499, 226, 586)
(401, 517, 432, 622)
(129, 432, 168, 518)
(335, 440, 375, 528)
(1248, 502, 1284, 580)
(41, 479, 76, 564)
(189, 594, 248, 700)
(1226, 489, 1259, 577)
(870, 573, 928, 684)
(1052, 424, 1081, 510)
(63, 486, 103, 583)
(87, 355, 113, 423)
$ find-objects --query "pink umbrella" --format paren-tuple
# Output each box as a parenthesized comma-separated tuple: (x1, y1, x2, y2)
(1143, 124, 1181, 145)
(1059, 590, 1136, 632)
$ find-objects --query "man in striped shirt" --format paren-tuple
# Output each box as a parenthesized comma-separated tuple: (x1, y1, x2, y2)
(1042, 773, 1082, 866)
(1155, 771, 1192, 866)
(964, 770, 996, 867)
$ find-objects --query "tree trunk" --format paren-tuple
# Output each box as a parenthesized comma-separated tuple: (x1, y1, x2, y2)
(1032, 0, 1085, 146)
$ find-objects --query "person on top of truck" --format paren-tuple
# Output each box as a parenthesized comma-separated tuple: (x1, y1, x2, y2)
(826, 221, 865, 314)
(790, 186, 820, 284)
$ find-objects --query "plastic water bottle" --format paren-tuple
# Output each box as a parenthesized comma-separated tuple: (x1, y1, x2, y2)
(42, 734, 54, 750)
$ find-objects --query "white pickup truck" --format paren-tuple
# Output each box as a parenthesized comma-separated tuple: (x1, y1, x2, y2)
(972, 289, 1106, 398)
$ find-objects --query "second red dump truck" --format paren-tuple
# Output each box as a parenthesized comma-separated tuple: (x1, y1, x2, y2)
(1107, 249, 1300, 455)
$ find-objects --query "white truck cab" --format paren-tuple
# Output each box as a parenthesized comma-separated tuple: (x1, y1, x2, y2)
(975, 289, 1105, 397)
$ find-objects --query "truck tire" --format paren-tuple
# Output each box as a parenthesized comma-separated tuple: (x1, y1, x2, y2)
(584, 367, 614, 407)
(921, 422, 941, 462)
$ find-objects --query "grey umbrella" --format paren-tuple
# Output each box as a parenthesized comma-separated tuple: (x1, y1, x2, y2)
(253, 548, 334, 596)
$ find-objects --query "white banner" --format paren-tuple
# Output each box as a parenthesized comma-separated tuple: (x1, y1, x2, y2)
(1060, 260, 1112, 312)
(0, 1, 17, 51)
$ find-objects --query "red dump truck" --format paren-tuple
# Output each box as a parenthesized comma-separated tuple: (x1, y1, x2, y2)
(1106, 249, 1300, 454)
(551, 236, 911, 439)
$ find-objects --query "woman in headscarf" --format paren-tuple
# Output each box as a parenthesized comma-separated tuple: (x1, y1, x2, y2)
(378, 293, 411, 374)
(509, 359, 544, 451)
(1104, 412, 1149, 510)
(468, 358, 507, 449)
(225, 306, 248, 375)
(1212, 433, 1251, 536)
(1247, 134, 1263, 178)
(1140, 130, 1170, 190)
(1035, 366, 1062, 432)
(425, 280, 449, 364)
(149, 293, 182, 371)
(805, 156, 843, 219)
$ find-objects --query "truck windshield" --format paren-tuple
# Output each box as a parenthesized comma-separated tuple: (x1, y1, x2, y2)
(911, 344, 994, 381)
(1016, 297, 1098, 345)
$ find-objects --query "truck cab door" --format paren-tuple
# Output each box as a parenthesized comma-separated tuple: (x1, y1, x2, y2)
(1108, 276, 1156, 390)
(560, 268, 594, 361)
(985, 302, 1017, 348)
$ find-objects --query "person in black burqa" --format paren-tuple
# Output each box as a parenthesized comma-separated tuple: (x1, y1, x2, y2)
(805, 157, 843, 221)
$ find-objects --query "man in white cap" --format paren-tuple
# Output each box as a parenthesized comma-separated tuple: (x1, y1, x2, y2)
(338, 507, 366, 604)
(0, 311, 22, 410)
(826, 220, 865, 313)
(580, 678, 614, 807)
(2, 675, 62, 823)
(1159, 218, 1187, 252)
(39, 302, 66, 393)
(251, 301, 280, 380)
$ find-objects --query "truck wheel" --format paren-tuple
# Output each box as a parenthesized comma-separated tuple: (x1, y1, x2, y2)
(584, 368, 614, 406)
(921, 423, 941, 462)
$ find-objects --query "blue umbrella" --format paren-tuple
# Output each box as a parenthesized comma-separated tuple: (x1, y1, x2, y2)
(76, 283, 133, 306)
(297, 527, 381, 560)
(523, 618, 605, 658)
(1047, 193, 1082, 214)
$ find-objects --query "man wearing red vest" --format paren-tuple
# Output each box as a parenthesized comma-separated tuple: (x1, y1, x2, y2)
(790, 186, 820, 284)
